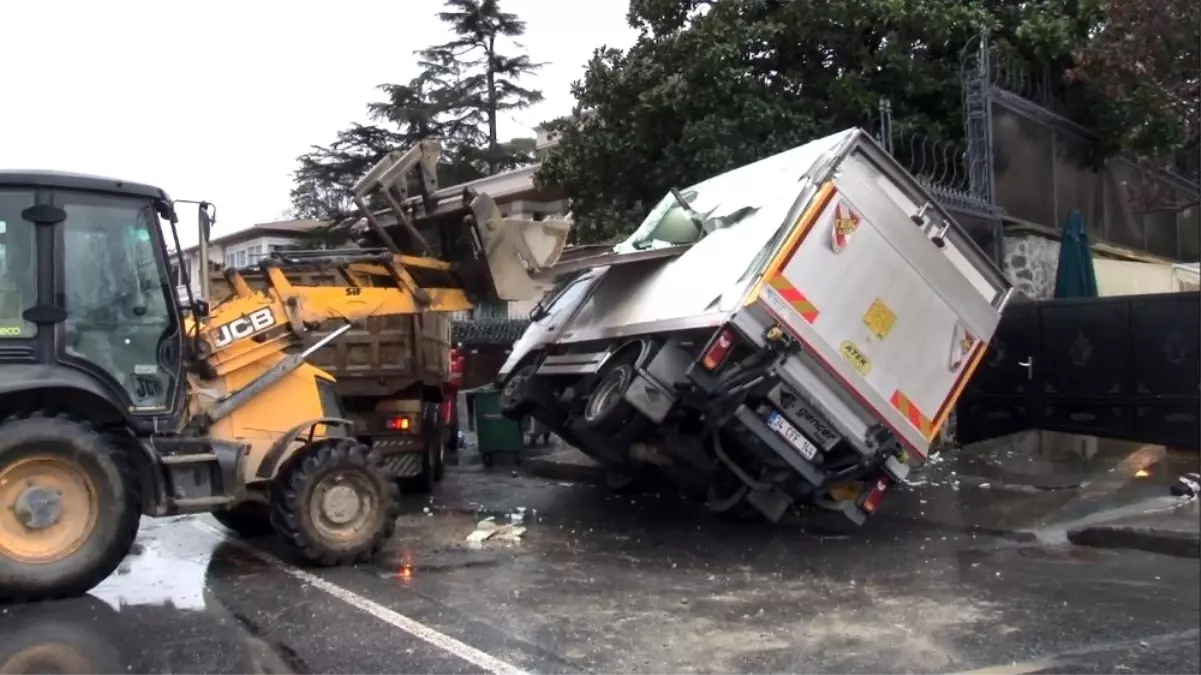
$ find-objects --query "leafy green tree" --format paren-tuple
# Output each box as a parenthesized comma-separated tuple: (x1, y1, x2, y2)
(538, 0, 1127, 244)
(1069, 0, 1199, 161)
(290, 123, 404, 225)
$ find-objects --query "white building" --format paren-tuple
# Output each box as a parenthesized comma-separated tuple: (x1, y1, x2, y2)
(168, 218, 324, 299)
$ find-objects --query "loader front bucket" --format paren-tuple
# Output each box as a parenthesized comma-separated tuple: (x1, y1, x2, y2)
(468, 193, 571, 301)
(349, 136, 572, 303)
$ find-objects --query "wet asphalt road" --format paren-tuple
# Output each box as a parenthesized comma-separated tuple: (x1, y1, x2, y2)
(1, 467, 1197, 674)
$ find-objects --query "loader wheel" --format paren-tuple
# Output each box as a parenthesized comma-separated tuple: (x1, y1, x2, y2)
(0, 414, 141, 603)
(271, 438, 399, 566)
(211, 501, 274, 538)
(0, 594, 124, 673)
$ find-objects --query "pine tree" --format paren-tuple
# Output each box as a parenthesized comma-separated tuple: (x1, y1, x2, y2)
(289, 0, 544, 225)
(420, 0, 544, 173)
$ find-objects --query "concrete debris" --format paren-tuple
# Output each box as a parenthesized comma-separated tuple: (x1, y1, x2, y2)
(509, 507, 528, 525)
(465, 517, 526, 549)
(1170, 473, 1200, 499)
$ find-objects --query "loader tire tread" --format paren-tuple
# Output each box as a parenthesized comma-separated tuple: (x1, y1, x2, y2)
(0, 412, 141, 604)
(271, 438, 400, 567)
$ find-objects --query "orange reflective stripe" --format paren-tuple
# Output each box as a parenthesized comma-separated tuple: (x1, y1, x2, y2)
(890, 390, 934, 439)
(767, 276, 820, 323)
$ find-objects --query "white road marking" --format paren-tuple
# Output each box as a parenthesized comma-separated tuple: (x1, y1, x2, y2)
(191, 519, 528, 675)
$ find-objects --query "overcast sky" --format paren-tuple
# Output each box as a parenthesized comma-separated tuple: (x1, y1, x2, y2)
(0, 0, 636, 245)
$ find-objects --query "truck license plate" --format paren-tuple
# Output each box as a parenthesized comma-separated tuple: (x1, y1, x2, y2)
(766, 411, 818, 461)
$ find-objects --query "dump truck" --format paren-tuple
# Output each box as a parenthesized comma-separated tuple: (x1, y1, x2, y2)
(495, 127, 1014, 524)
(194, 147, 566, 495)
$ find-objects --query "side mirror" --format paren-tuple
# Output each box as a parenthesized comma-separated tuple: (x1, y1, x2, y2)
(528, 302, 548, 322)
(191, 299, 210, 319)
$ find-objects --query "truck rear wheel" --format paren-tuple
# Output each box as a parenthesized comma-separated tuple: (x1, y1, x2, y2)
(580, 351, 650, 441)
(271, 438, 399, 566)
(211, 501, 275, 538)
(401, 403, 444, 494)
(0, 414, 141, 603)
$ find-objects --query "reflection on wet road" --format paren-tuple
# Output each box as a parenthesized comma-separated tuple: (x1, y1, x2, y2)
(1, 469, 1197, 674)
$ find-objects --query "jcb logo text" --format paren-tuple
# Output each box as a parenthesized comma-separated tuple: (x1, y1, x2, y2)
(212, 308, 276, 348)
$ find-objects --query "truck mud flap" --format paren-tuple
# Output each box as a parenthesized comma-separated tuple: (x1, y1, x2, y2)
(733, 405, 824, 487)
(379, 452, 423, 479)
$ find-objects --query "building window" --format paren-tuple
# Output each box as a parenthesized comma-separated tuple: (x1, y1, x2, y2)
(247, 244, 264, 263)
(235, 250, 246, 267)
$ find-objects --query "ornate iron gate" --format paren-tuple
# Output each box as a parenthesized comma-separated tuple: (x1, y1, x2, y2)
(957, 291, 1200, 450)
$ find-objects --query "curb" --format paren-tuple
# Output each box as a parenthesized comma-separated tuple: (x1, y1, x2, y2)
(877, 514, 1037, 542)
(1067, 525, 1201, 559)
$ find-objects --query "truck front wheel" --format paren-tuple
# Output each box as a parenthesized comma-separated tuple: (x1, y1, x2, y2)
(271, 438, 399, 566)
(500, 364, 538, 419)
(0, 414, 141, 602)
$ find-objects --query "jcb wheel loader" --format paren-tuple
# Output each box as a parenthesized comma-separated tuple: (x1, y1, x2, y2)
(0, 142, 570, 602)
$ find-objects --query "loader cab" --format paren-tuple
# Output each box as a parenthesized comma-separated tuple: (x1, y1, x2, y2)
(0, 171, 187, 433)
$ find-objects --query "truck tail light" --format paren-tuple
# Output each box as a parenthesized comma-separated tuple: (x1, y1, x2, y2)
(701, 328, 737, 370)
(386, 415, 413, 432)
(861, 476, 891, 514)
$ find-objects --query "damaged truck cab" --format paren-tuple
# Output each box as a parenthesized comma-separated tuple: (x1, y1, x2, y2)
(496, 128, 1014, 524)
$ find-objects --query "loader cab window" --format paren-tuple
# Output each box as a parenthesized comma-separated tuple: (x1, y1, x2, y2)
(59, 192, 180, 410)
(0, 190, 37, 338)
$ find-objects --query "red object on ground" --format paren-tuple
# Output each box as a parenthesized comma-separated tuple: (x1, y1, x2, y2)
(441, 346, 465, 426)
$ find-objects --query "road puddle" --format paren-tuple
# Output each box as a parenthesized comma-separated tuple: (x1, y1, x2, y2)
(0, 517, 299, 674)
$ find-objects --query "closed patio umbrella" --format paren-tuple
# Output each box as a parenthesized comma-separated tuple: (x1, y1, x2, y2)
(1054, 209, 1098, 298)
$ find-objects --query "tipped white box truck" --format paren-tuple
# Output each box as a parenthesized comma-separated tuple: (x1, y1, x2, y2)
(496, 128, 1014, 524)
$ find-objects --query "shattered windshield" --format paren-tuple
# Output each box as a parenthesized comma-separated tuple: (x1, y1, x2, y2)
(613, 133, 848, 253)
(616, 187, 760, 252)
(614, 158, 795, 252)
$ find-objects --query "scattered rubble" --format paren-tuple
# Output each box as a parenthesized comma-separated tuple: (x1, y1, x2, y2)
(1170, 473, 1200, 499)
(465, 517, 527, 549)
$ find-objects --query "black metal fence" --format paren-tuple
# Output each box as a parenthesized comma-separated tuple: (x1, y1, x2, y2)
(958, 291, 1201, 450)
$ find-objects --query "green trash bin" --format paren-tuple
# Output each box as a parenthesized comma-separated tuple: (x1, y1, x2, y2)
(465, 385, 525, 468)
